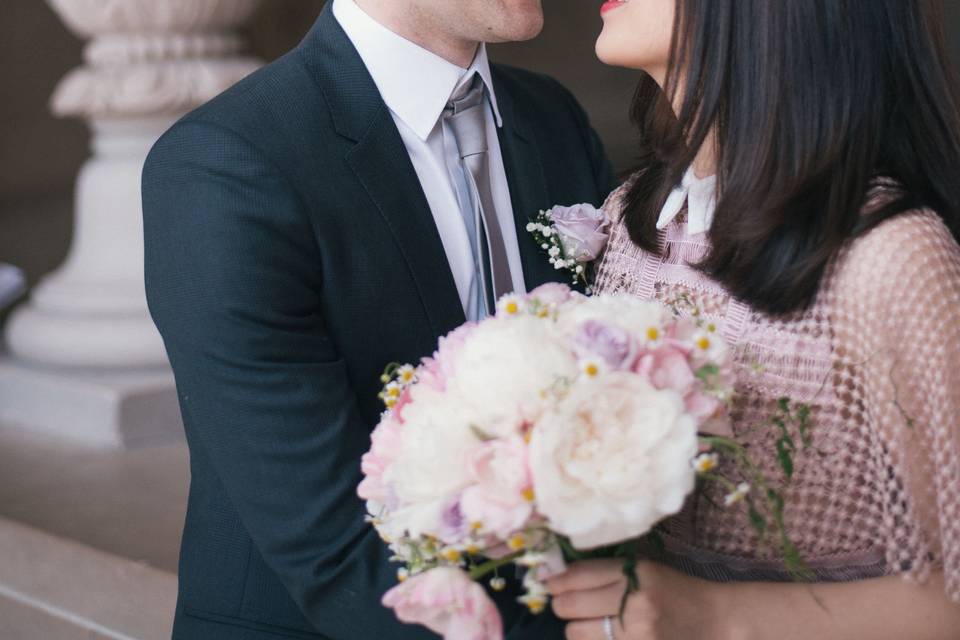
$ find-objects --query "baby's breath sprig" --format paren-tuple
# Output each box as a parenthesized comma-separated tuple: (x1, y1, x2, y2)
(526, 212, 592, 293)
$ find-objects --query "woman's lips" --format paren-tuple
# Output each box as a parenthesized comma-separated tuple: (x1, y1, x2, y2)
(600, 0, 627, 15)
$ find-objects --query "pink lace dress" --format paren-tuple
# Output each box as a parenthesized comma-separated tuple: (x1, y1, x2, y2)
(593, 179, 960, 601)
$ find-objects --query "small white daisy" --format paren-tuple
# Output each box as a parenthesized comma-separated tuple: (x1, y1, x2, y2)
(692, 452, 720, 474)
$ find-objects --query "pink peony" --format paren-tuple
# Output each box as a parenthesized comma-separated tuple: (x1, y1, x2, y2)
(357, 417, 403, 506)
(418, 322, 477, 391)
(460, 436, 533, 539)
(382, 567, 503, 640)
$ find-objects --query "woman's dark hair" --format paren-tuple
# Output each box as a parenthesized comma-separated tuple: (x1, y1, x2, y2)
(623, 0, 960, 314)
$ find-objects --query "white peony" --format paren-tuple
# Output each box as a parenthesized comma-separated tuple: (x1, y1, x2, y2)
(528, 371, 698, 549)
(445, 314, 578, 438)
(385, 384, 484, 537)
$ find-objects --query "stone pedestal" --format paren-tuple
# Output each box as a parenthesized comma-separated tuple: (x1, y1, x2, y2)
(3, 0, 263, 446)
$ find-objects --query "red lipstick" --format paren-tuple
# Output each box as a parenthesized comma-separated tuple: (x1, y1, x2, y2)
(601, 0, 627, 15)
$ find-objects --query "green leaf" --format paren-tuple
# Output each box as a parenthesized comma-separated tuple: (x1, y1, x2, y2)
(776, 439, 794, 480)
(695, 364, 720, 382)
(469, 424, 496, 442)
(777, 397, 791, 414)
(796, 403, 813, 448)
(748, 502, 767, 539)
(557, 536, 586, 562)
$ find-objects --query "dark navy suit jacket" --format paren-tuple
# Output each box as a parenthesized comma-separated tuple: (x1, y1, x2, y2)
(143, 4, 615, 639)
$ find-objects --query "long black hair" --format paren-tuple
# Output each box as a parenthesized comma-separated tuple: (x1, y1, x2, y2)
(622, 0, 960, 314)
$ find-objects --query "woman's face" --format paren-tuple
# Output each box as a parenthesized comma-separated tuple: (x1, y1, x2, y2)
(595, 0, 676, 84)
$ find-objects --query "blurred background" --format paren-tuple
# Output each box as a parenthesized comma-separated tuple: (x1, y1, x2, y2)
(0, 1, 958, 638)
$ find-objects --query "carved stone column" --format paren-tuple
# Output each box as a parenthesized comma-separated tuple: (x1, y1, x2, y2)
(1, 0, 263, 446)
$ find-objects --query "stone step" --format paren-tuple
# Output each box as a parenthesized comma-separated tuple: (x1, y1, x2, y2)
(0, 516, 177, 639)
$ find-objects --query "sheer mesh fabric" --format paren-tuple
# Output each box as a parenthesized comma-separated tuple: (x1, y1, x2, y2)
(593, 180, 960, 600)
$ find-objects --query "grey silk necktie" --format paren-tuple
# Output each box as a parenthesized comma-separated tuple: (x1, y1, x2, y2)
(444, 75, 513, 316)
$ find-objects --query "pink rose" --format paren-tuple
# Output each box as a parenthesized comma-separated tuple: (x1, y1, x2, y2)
(382, 567, 503, 640)
(358, 417, 403, 506)
(635, 344, 696, 395)
(635, 345, 735, 437)
(460, 437, 533, 539)
(545, 204, 610, 262)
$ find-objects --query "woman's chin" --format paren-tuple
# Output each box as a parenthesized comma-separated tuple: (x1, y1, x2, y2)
(595, 36, 636, 69)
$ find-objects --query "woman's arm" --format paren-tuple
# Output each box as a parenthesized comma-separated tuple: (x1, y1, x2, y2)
(547, 559, 960, 640)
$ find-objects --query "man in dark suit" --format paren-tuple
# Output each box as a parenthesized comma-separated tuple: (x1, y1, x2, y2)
(142, 0, 614, 637)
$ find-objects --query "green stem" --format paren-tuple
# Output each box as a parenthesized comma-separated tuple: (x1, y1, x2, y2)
(468, 551, 526, 580)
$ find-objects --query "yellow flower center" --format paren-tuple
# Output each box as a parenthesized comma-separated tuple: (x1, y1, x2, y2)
(584, 363, 599, 377)
(521, 487, 535, 503)
(696, 457, 717, 473)
(696, 337, 711, 351)
(525, 598, 547, 614)
(441, 548, 462, 563)
(646, 327, 660, 341)
(505, 301, 520, 315)
(470, 521, 484, 531)
(507, 535, 526, 551)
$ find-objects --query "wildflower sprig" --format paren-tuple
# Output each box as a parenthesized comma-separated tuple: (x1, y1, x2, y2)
(378, 362, 416, 410)
(527, 212, 592, 292)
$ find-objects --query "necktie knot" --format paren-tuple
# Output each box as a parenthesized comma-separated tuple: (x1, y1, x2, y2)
(444, 75, 488, 158)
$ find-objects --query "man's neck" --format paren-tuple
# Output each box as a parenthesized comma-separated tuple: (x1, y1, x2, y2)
(353, 0, 479, 68)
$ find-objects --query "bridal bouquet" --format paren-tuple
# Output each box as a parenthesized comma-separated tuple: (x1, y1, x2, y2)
(358, 283, 750, 639)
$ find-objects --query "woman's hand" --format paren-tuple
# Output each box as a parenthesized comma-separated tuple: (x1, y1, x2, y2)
(546, 558, 730, 640)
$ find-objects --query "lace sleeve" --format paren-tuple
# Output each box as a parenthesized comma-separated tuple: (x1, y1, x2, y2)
(830, 210, 960, 601)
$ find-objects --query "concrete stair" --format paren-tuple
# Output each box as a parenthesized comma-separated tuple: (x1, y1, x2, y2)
(0, 422, 187, 639)
(0, 517, 177, 639)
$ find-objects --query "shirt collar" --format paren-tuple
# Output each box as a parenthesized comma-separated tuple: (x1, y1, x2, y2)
(656, 166, 718, 236)
(332, 0, 503, 141)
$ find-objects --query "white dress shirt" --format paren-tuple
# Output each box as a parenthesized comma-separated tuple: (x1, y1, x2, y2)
(333, 0, 526, 313)
(656, 167, 718, 236)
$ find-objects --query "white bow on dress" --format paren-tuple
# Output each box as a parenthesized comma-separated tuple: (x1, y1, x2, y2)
(656, 167, 718, 236)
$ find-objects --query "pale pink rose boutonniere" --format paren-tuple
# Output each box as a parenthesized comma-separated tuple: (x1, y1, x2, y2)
(526, 204, 610, 293)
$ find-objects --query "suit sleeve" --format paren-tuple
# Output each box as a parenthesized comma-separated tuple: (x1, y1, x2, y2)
(142, 119, 438, 639)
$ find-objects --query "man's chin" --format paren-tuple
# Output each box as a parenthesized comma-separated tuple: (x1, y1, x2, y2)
(486, 18, 545, 44)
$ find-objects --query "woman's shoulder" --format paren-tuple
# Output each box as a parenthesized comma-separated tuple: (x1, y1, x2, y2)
(832, 205, 960, 309)
(846, 207, 956, 268)
(599, 171, 645, 222)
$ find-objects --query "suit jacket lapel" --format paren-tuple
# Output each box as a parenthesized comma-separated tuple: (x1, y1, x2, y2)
(299, 4, 466, 340)
(491, 69, 571, 292)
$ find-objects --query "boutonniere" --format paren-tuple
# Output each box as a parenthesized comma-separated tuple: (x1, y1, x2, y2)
(526, 204, 611, 293)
